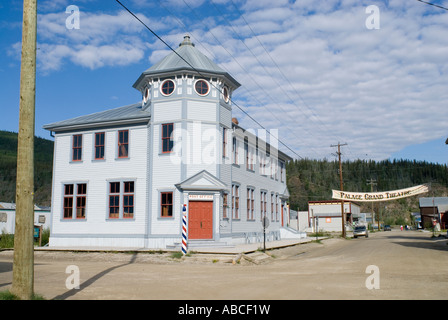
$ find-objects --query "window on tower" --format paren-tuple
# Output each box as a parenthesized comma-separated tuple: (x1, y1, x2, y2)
(162, 123, 174, 153)
(161, 79, 175, 96)
(195, 79, 210, 96)
(222, 86, 229, 102)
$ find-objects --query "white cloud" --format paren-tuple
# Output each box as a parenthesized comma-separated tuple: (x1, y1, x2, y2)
(21, 0, 448, 162)
(182, 0, 448, 161)
(35, 9, 149, 71)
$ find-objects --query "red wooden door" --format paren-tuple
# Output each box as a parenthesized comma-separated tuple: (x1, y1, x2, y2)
(189, 201, 213, 239)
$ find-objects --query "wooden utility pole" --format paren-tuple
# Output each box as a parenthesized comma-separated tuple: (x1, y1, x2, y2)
(12, 0, 37, 300)
(331, 142, 347, 238)
(367, 178, 377, 228)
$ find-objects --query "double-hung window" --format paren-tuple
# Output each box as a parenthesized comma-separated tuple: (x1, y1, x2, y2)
(72, 135, 82, 161)
(123, 182, 134, 218)
(259, 152, 266, 175)
(222, 128, 227, 158)
(162, 123, 173, 153)
(260, 191, 267, 221)
(63, 184, 74, 219)
(232, 184, 239, 219)
(233, 138, 238, 165)
(244, 141, 255, 171)
(109, 182, 120, 218)
(223, 193, 229, 219)
(161, 192, 173, 217)
(247, 188, 254, 220)
(108, 181, 134, 219)
(63, 183, 87, 219)
(246, 146, 255, 171)
(275, 195, 279, 221)
(95, 132, 105, 160)
(118, 130, 129, 158)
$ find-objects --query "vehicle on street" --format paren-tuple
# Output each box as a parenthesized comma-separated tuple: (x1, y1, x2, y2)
(353, 225, 368, 238)
(384, 225, 392, 231)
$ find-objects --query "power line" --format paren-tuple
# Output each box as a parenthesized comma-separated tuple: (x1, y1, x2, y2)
(170, 0, 320, 155)
(169, 0, 322, 157)
(206, 0, 339, 156)
(115, 0, 303, 159)
(223, 0, 346, 145)
(416, 0, 448, 11)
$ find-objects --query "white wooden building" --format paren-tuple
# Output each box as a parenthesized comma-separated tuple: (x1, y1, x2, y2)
(0, 202, 51, 234)
(43, 35, 303, 249)
(308, 200, 360, 233)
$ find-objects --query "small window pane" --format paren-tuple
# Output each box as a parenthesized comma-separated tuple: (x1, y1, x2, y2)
(110, 182, 120, 194)
(195, 80, 209, 95)
(65, 184, 74, 195)
(161, 80, 175, 96)
(124, 181, 134, 193)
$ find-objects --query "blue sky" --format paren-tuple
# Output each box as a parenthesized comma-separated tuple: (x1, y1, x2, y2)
(1, 0, 447, 164)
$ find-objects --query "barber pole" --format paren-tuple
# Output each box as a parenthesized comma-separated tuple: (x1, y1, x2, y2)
(182, 204, 188, 255)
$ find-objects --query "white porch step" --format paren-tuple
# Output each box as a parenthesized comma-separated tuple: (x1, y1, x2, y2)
(280, 226, 307, 239)
(166, 240, 235, 250)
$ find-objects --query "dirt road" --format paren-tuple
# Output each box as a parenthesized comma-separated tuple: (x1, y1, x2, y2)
(1, 230, 447, 300)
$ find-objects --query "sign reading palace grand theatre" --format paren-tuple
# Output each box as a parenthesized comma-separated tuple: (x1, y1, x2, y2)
(332, 184, 429, 202)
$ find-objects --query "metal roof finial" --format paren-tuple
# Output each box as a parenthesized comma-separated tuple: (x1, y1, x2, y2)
(179, 34, 194, 47)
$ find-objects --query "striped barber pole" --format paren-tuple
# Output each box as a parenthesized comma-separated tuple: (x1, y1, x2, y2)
(182, 204, 188, 255)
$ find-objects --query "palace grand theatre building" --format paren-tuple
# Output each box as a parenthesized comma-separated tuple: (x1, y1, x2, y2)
(44, 36, 298, 249)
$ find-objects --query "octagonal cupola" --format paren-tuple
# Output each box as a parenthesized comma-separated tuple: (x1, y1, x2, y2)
(133, 35, 240, 109)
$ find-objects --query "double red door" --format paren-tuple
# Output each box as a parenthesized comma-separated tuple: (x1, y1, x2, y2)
(188, 201, 213, 239)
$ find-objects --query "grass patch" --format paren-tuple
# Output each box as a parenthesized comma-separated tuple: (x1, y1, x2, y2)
(309, 230, 331, 238)
(171, 251, 184, 259)
(170, 251, 195, 258)
(0, 290, 19, 300)
(0, 290, 45, 300)
(0, 231, 14, 249)
(0, 227, 50, 249)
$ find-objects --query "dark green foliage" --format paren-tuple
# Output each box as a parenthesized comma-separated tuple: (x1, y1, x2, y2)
(286, 158, 448, 215)
(0, 130, 53, 206)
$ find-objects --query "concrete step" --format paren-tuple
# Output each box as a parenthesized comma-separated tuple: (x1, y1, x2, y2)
(166, 240, 235, 250)
(280, 226, 307, 239)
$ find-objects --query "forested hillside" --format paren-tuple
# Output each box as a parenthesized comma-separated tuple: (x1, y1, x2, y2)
(0, 130, 53, 206)
(287, 158, 448, 224)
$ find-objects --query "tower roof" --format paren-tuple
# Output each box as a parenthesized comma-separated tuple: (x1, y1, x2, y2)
(133, 35, 240, 90)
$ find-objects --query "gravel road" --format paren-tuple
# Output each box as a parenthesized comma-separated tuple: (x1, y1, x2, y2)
(1, 230, 447, 300)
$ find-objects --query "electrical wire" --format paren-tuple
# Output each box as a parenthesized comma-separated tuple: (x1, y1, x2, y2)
(166, 0, 325, 157)
(222, 0, 347, 145)
(115, 0, 303, 159)
(416, 0, 448, 11)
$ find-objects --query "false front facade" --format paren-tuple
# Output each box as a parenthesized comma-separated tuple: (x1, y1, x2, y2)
(44, 36, 298, 249)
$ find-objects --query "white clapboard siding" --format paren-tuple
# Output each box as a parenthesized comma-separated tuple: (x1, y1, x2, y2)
(50, 126, 148, 241)
(150, 122, 181, 235)
(187, 100, 216, 122)
(153, 100, 182, 123)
